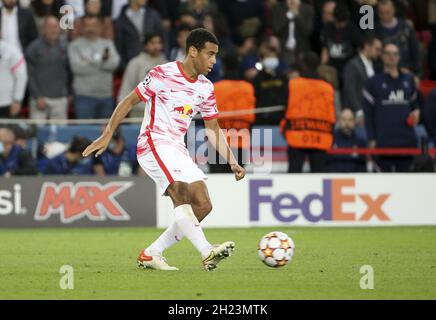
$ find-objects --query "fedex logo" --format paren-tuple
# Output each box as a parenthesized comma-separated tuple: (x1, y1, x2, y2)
(249, 179, 390, 223)
(35, 182, 133, 223)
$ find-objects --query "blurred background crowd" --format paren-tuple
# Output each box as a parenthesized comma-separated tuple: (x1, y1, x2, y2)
(1, 0, 436, 176)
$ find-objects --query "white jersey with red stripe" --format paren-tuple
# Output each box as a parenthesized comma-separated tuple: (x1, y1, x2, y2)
(135, 61, 219, 158)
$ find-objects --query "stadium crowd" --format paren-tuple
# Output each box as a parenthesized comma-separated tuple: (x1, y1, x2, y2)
(1, 0, 436, 175)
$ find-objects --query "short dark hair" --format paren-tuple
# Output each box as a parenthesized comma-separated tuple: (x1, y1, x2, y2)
(383, 41, 400, 51)
(299, 51, 320, 72)
(82, 14, 102, 24)
(334, 3, 350, 22)
(143, 33, 162, 45)
(69, 136, 91, 154)
(177, 23, 192, 35)
(185, 28, 219, 53)
(361, 34, 380, 49)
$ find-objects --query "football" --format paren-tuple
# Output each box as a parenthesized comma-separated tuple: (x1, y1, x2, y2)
(258, 231, 295, 268)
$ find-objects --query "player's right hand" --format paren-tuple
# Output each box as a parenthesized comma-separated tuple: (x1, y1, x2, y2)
(82, 133, 112, 158)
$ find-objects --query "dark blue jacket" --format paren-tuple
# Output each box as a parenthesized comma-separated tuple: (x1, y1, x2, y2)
(0, 145, 38, 175)
(93, 147, 136, 175)
(43, 152, 93, 175)
(375, 18, 421, 73)
(363, 71, 418, 148)
(114, 5, 162, 71)
(329, 129, 367, 173)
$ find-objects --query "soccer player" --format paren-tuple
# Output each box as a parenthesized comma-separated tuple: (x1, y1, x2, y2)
(82, 28, 246, 271)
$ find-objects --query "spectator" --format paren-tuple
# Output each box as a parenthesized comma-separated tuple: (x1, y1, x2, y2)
(152, 0, 179, 32)
(375, 0, 421, 74)
(0, 36, 27, 118)
(318, 63, 342, 115)
(26, 16, 70, 120)
(311, 0, 336, 54)
(0, 127, 38, 176)
(10, 123, 35, 149)
(235, 36, 259, 81)
(321, 3, 363, 82)
(93, 127, 136, 176)
(114, 0, 162, 71)
(118, 33, 167, 118)
(169, 23, 191, 62)
(271, 0, 314, 69)
(342, 35, 382, 120)
(321, 0, 336, 24)
(329, 108, 367, 172)
(69, 15, 120, 119)
(240, 35, 283, 82)
(203, 11, 234, 57)
(202, 10, 235, 82)
(179, 0, 219, 28)
(44, 135, 93, 175)
(280, 51, 336, 173)
(252, 44, 288, 125)
(70, 0, 114, 41)
(363, 43, 419, 172)
(0, 0, 38, 52)
(215, 0, 265, 39)
(64, 0, 84, 18)
(30, 0, 64, 36)
(211, 54, 256, 173)
(110, 0, 128, 20)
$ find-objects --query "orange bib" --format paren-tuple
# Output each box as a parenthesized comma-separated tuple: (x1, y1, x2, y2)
(280, 77, 336, 151)
(214, 80, 256, 149)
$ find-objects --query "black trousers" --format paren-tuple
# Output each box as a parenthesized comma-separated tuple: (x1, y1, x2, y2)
(375, 156, 413, 172)
(208, 148, 246, 173)
(287, 147, 328, 173)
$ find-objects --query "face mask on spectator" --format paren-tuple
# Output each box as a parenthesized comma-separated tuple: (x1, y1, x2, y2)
(262, 57, 279, 72)
(0, 142, 4, 154)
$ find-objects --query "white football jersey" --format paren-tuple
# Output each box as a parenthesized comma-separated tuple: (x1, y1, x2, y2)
(135, 61, 219, 157)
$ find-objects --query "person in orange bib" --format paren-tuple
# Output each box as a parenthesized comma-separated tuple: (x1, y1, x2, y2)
(280, 51, 336, 173)
(211, 54, 256, 173)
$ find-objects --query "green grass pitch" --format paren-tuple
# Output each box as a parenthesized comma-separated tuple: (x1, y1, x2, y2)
(0, 226, 435, 299)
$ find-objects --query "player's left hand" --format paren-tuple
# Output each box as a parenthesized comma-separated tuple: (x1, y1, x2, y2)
(230, 164, 246, 181)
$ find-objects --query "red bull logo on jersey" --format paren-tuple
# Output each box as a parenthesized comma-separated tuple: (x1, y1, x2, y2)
(172, 104, 194, 119)
(249, 179, 391, 223)
(34, 182, 133, 223)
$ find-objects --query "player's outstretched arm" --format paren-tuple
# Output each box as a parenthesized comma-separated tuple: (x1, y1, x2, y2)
(204, 118, 246, 181)
(82, 90, 140, 158)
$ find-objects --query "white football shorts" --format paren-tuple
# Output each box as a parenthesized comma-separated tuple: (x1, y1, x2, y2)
(137, 144, 206, 195)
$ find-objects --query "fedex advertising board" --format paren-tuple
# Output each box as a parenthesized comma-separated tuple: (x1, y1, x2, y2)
(157, 174, 436, 228)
